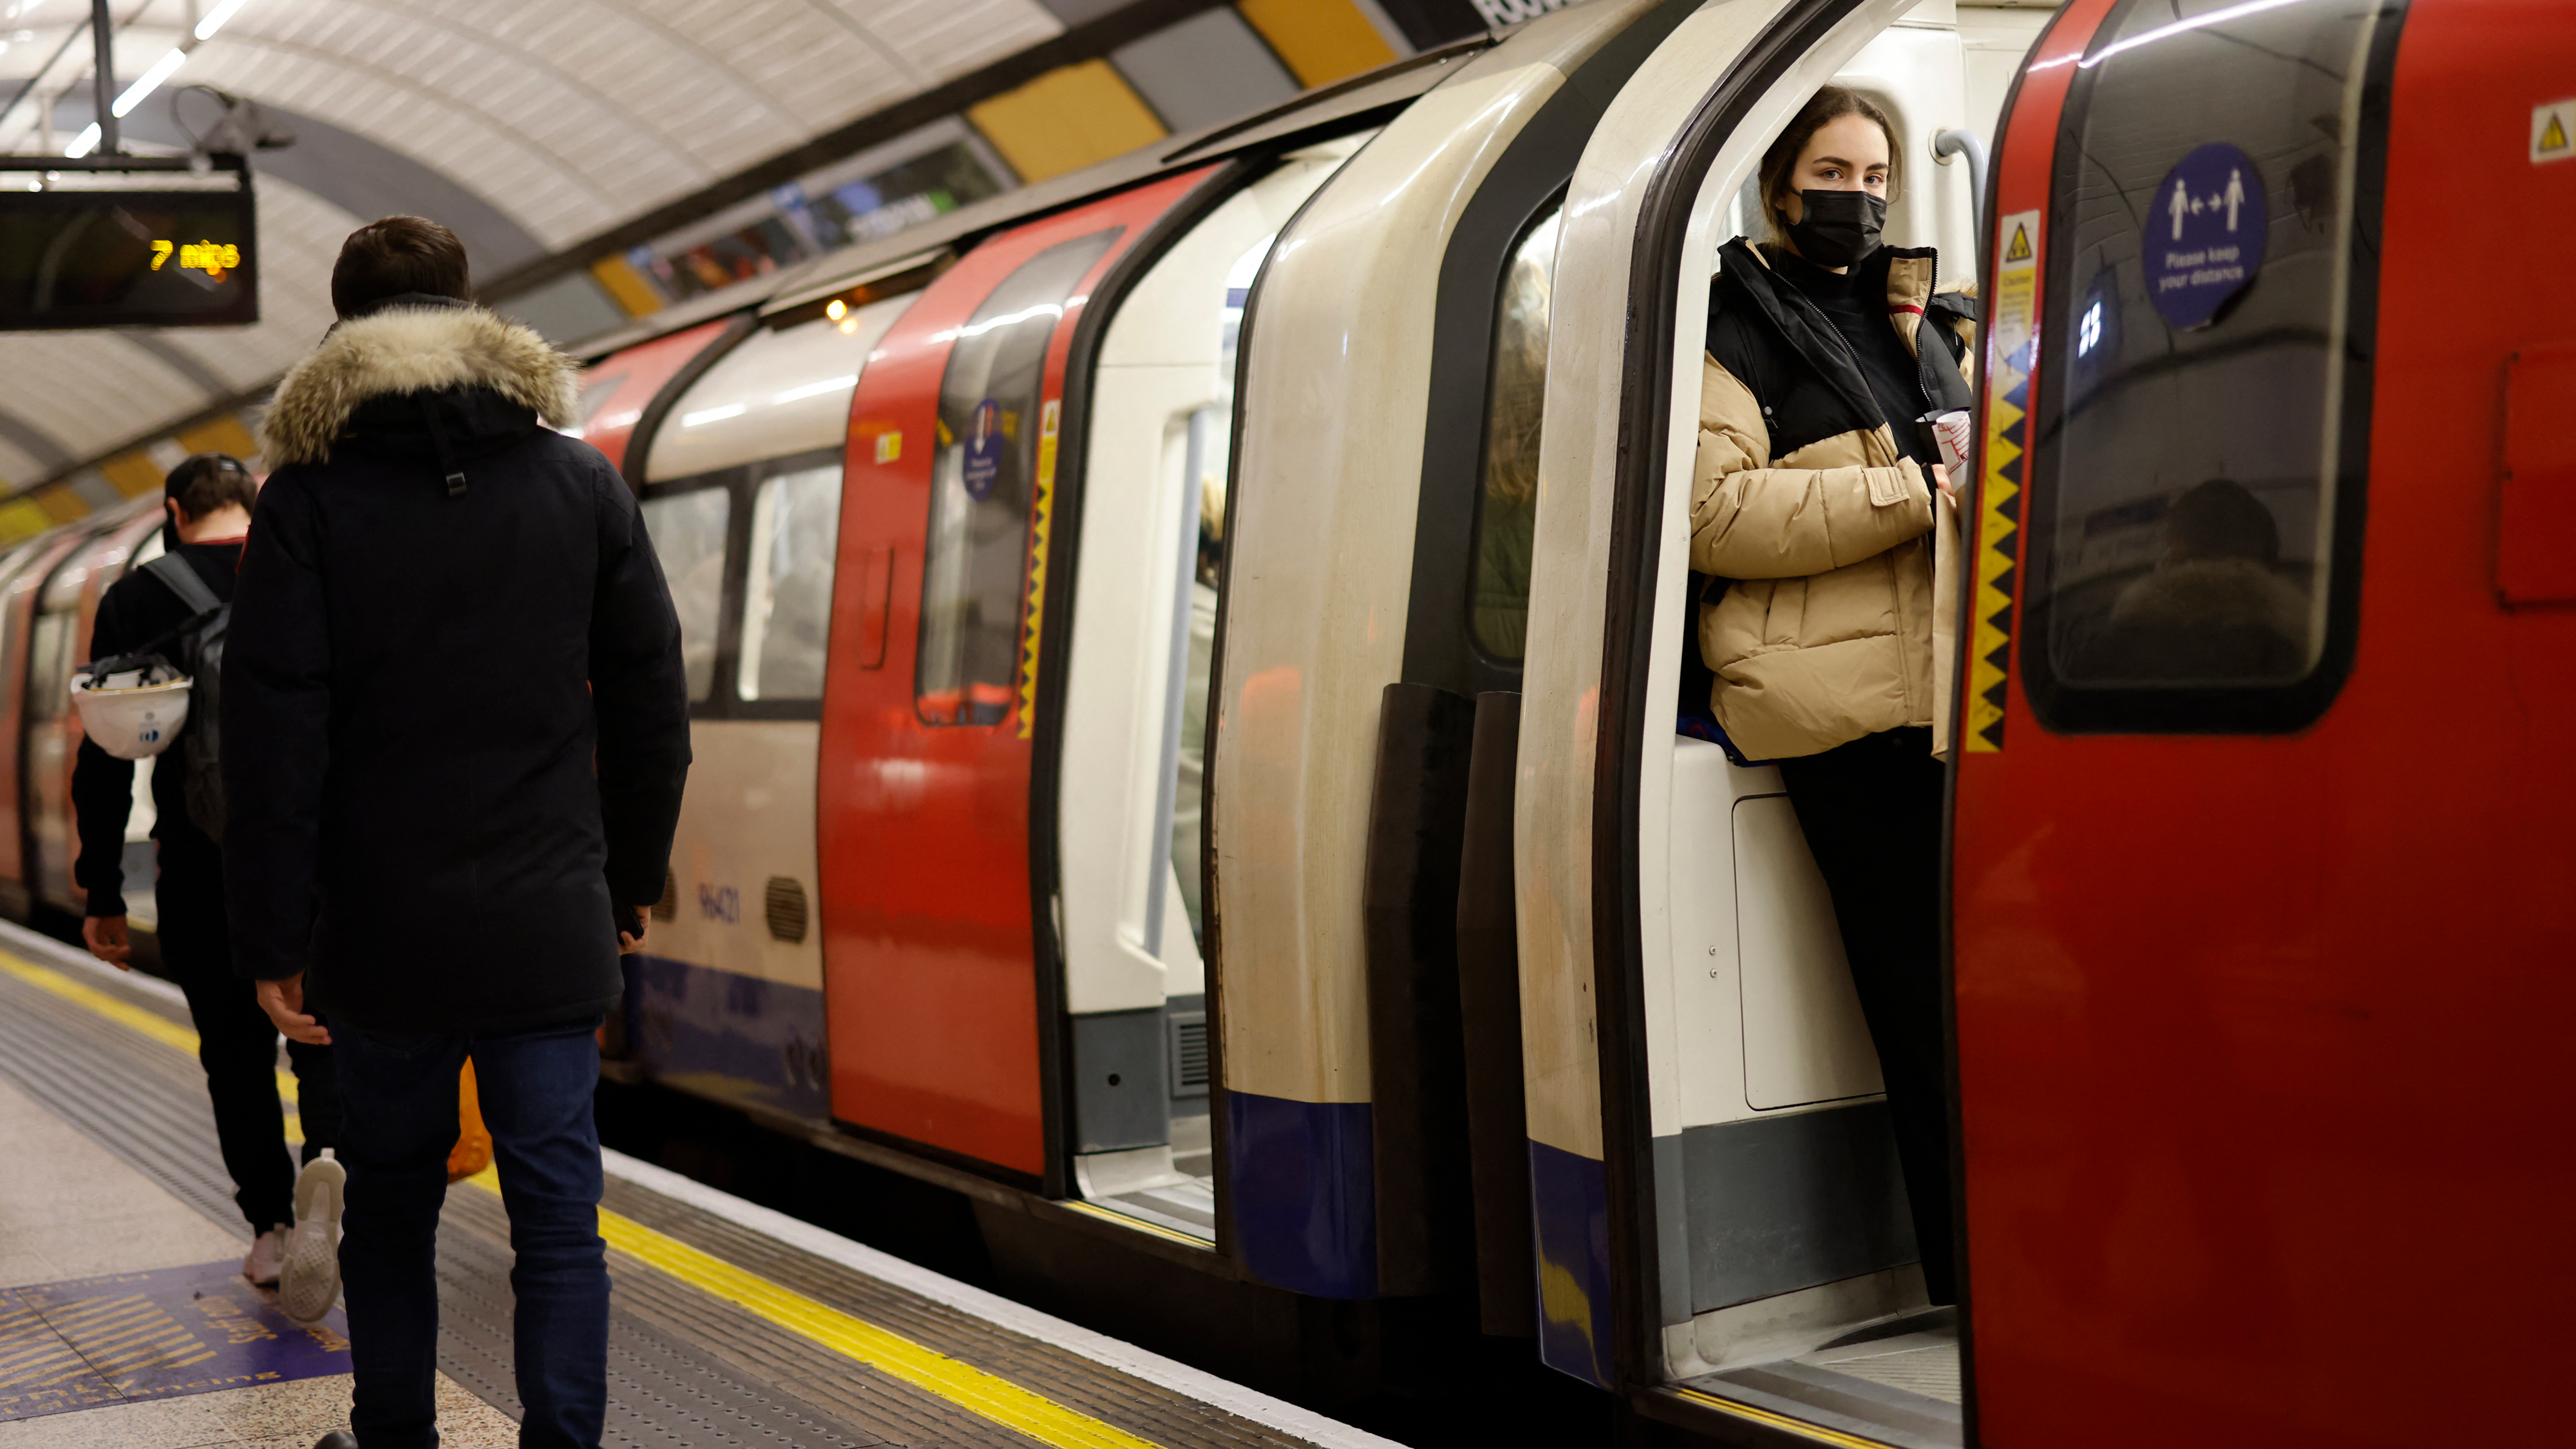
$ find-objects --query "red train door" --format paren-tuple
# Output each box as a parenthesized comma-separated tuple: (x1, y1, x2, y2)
(1953, 1, 2576, 1444)
(819, 169, 1215, 1180)
(0, 531, 84, 909)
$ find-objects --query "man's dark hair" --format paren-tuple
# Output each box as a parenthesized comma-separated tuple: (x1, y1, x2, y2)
(2166, 478, 2281, 565)
(165, 453, 258, 520)
(330, 216, 472, 318)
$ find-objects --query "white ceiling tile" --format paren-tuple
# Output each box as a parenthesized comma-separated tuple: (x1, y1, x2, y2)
(853, 0, 1065, 84)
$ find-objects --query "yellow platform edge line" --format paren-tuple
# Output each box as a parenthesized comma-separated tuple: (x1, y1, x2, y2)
(1, 949, 1163, 1449)
(466, 1164, 1161, 1449)
(1672, 1387, 1900, 1448)
(0, 951, 302, 1141)
(1, 951, 202, 1057)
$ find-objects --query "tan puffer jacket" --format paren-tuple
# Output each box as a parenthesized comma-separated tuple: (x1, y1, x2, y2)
(1690, 240, 1974, 761)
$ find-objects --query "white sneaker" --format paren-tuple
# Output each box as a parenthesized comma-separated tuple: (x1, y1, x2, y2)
(279, 1149, 345, 1325)
(242, 1225, 287, 1285)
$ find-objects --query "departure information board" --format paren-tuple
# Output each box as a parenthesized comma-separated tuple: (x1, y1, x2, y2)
(0, 185, 257, 330)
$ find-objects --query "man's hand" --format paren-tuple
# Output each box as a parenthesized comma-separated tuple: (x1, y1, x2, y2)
(83, 916, 132, 969)
(256, 974, 331, 1045)
(618, 913, 649, 957)
(1931, 462, 1957, 501)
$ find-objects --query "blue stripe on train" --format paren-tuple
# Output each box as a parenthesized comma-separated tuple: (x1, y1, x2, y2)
(1225, 1090, 1376, 1298)
(631, 955, 831, 1121)
(1530, 1138, 1615, 1387)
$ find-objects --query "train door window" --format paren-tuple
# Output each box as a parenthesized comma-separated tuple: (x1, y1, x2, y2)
(639, 486, 733, 702)
(2022, 0, 2396, 732)
(738, 462, 841, 702)
(1468, 205, 1562, 661)
(26, 602, 80, 723)
(914, 229, 1119, 726)
(0, 542, 37, 706)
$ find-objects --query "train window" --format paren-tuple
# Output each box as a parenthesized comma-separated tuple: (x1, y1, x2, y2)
(639, 485, 733, 702)
(738, 462, 841, 701)
(1469, 205, 1560, 661)
(26, 607, 75, 721)
(2022, 0, 2395, 732)
(914, 229, 1119, 727)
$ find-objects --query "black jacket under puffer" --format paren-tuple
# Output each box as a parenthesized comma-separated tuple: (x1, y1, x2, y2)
(1686, 239, 1976, 759)
(224, 294, 691, 1033)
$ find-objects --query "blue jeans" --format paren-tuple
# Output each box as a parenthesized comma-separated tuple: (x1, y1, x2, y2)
(334, 1016, 609, 1449)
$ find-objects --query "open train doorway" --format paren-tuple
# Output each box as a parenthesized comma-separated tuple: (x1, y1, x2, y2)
(1047, 136, 1370, 1239)
(1516, 0, 2025, 1443)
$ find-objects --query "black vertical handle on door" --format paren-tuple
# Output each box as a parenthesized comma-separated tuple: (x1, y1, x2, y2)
(1362, 681, 1478, 1296)
(1454, 690, 1533, 1336)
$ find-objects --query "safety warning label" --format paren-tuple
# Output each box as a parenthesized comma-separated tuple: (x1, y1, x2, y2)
(2534, 99, 2574, 164)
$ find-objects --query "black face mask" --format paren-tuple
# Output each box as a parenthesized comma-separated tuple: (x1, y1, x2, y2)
(1780, 189, 1887, 269)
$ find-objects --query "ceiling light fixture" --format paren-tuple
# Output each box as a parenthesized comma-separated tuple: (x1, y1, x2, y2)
(112, 46, 186, 117)
(194, 0, 251, 41)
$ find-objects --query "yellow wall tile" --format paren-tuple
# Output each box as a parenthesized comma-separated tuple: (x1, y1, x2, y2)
(100, 453, 166, 498)
(1237, 0, 1399, 89)
(176, 413, 260, 463)
(967, 60, 1168, 184)
(32, 486, 89, 524)
(591, 256, 666, 319)
(0, 499, 52, 543)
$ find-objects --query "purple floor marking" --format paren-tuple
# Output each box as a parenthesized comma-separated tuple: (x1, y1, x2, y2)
(0, 1261, 349, 1421)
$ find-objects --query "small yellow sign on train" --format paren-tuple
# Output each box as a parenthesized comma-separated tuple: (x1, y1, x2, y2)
(2533, 99, 2574, 164)
(150, 240, 244, 276)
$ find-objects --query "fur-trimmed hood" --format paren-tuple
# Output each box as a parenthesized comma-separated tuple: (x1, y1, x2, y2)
(260, 302, 580, 467)
(2108, 557, 2309, 642)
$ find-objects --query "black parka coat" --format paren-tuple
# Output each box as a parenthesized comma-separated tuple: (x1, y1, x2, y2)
(224, 294, 690, 1033)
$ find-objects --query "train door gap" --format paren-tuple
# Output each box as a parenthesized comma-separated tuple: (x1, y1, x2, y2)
(1048, 137, 1371, 1245)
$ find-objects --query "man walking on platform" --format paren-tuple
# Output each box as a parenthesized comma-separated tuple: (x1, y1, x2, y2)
(75, 453, 343, 1290)
(229, 215, 691, 1449)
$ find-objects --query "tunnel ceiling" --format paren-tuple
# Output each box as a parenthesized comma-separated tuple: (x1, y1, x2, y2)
(0, 0, 1285, 498)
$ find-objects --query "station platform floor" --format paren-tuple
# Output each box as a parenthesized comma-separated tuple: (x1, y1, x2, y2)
(0, 921, 1399, 1449)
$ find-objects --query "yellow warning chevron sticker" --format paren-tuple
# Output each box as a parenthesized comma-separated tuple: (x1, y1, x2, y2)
(1017, 397, 1062, 739)
(2533, 100, 2575, 164)
(1967, 210, 2041, 754)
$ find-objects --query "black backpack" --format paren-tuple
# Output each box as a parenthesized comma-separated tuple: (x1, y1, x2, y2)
(139, 554, 230, 842)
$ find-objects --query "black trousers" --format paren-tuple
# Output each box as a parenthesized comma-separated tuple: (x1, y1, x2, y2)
(1776, 726, 1956, 1305)
(153, 848, 341, 1231)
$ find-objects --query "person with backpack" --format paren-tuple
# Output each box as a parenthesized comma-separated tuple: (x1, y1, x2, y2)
(73, 453, 343, 1295)
(229, 216, 690, 1449)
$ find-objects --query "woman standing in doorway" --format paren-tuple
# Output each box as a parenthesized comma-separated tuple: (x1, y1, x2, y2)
(1690, 86, 1976, 1304)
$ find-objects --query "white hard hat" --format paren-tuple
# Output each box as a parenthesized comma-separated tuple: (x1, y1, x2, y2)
(71, 664, 190, 761)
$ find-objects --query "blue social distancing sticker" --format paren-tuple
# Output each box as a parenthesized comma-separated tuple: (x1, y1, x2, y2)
(2146, 142, 2266, 331)
(961, 398, 1003, 502)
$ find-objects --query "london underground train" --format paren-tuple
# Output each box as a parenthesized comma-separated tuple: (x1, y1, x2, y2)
(0, 0, 2565, 1443)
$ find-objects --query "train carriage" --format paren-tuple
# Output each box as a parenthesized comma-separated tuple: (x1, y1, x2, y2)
(3, 0, 2562, 1443)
